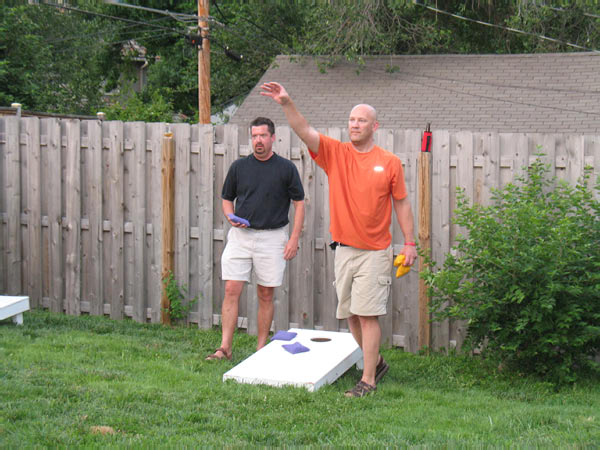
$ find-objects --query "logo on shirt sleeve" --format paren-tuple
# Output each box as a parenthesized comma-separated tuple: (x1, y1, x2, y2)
(373, 165, 384, 172)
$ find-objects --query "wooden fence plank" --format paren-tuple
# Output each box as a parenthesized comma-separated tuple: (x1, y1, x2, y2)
(391, 130, 410, 349)
(46, 119, 63, 312)
(0, 119, 4, 293)
(565, 134, 585, 185)
(65, 120, 81, 315)
(174, 123, 191, 322)
(455, 131, 474, 233)
(512, 133, 530, 183)
(533, 133, 556, 178)
(107, 121, 124, 319)
(452, 131, 474, 345)
(431, 130, 451, 350)
(212, 125, 225, 325)
(87, 120, 103, 316)
(149, 123, 167, 323)
(197, 124, 214, 328)
(402, 129, 421, 353)
(482, 132, 500, 206)
(273, 126, 291, 332)
(588, 135, 600, 199)
(5, 117, 22, 295)
(25, 118, 42, 307)
(295, 141, 315, 329)
(131, 122, 146, 322)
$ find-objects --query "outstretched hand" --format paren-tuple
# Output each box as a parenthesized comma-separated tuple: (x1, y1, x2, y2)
(260, 82, 290, 105)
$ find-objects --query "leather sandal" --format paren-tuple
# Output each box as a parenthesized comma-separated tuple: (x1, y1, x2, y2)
(375, 355, 389, 384)
(344, 380, 376, 398)
(205, 347, 232, 361)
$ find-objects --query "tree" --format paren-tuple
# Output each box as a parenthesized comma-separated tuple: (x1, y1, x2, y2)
(0, 2, 121, 114)
(1, 1, 599, 120)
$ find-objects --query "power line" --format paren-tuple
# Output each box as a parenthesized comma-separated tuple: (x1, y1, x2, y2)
(359, 63, 600, 117)
(42, 0, 282, 67)
(416, 2, 600, 54)
(548, 6, 600, 20)
(41, 1, 188, 36)
(46, 17, 174, 44)
(372, 63, 600, 96)
(103, 0, 212, 24)
(51, 31, 180, 55)
(212, 0, 292, 53)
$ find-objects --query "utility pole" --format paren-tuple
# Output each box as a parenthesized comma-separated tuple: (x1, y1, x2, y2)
(198, 0, 211, 124)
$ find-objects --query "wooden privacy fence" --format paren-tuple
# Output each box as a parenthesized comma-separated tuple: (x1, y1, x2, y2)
(1, 116, 599, 352)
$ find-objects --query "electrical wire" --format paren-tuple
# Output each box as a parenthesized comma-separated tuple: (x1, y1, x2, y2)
(46, 16, 173, 44)
(367, 61, 600, 96)
(51, 31, 180, 55)
(40, 1, 264, 64)
(548, 6, 600, 20)
(416, 2, 600, 53)
(359, 63, 600, 117)
(103, 0, 212, 24)
(212, 0, 292, 52)
(41, 1, 188, 36)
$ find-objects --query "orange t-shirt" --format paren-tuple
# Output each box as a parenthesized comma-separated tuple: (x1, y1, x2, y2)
(309, 134, 407, 250)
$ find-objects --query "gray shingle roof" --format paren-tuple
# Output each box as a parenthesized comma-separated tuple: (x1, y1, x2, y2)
(230, 53, 600, 134)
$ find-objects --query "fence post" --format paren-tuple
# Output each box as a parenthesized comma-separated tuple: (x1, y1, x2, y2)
(418, 125, 432, 350)
(161, 131, 175, 325)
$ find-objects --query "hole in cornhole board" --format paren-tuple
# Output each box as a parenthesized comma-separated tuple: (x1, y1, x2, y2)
(223, 328, 363, 392)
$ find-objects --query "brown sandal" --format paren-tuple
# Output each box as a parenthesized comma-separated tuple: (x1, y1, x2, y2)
(375, 356, 389, 384)
(344, 380, 376, 398)
(205, 347, 232, 361)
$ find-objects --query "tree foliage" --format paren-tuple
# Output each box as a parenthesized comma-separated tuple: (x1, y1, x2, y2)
(1, 1, 599, 120)
(0, 2, 120, 114)
(422, 159, 600, 385)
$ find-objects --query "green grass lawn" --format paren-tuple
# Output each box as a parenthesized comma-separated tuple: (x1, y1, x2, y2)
(1, 309, 599, 446)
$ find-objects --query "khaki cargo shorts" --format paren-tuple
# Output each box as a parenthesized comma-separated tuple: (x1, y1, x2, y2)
(333, 245, 393, 319)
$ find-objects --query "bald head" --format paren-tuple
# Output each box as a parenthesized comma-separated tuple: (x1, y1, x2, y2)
(350, 104, 377, 122)
(348, 104, 379, 150)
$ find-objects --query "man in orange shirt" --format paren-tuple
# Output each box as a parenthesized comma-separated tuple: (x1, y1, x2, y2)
(261, 82, 417, 398)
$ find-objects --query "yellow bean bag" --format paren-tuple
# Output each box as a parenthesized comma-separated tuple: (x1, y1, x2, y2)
(393, 254, 411, 278)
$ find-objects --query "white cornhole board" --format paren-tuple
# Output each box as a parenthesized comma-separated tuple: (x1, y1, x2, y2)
(223, 328, 363, 392)
(0, 296, 30, 325)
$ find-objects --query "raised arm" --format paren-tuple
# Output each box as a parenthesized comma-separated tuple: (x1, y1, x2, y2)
(260, 82, 321, 154)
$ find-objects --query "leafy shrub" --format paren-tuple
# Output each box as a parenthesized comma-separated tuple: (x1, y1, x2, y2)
(104, 90, 174, 123)
(422, 157, 600, 384)
(162, 271, 198, 325)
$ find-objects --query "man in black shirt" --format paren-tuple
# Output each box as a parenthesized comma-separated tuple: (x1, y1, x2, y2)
(206, 117, 305, 361)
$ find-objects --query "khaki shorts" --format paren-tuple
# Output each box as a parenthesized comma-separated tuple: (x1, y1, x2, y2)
(221, 226, 288, 287)
(334, 246, 393, 319)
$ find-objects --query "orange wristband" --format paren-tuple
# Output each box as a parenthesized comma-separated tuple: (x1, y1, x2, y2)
(404, 242, 416, 246)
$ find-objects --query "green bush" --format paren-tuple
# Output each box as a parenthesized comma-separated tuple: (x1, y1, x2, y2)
(104, 90, 174, 123)
(422, 157, 600, 384)
(162, 271, 198, 325)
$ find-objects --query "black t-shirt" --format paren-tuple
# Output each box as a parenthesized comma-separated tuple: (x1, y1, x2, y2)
(221, 153, 304, 229)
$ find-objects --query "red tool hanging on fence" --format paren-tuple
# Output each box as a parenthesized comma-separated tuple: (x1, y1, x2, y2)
(421, 123, 432, 152)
